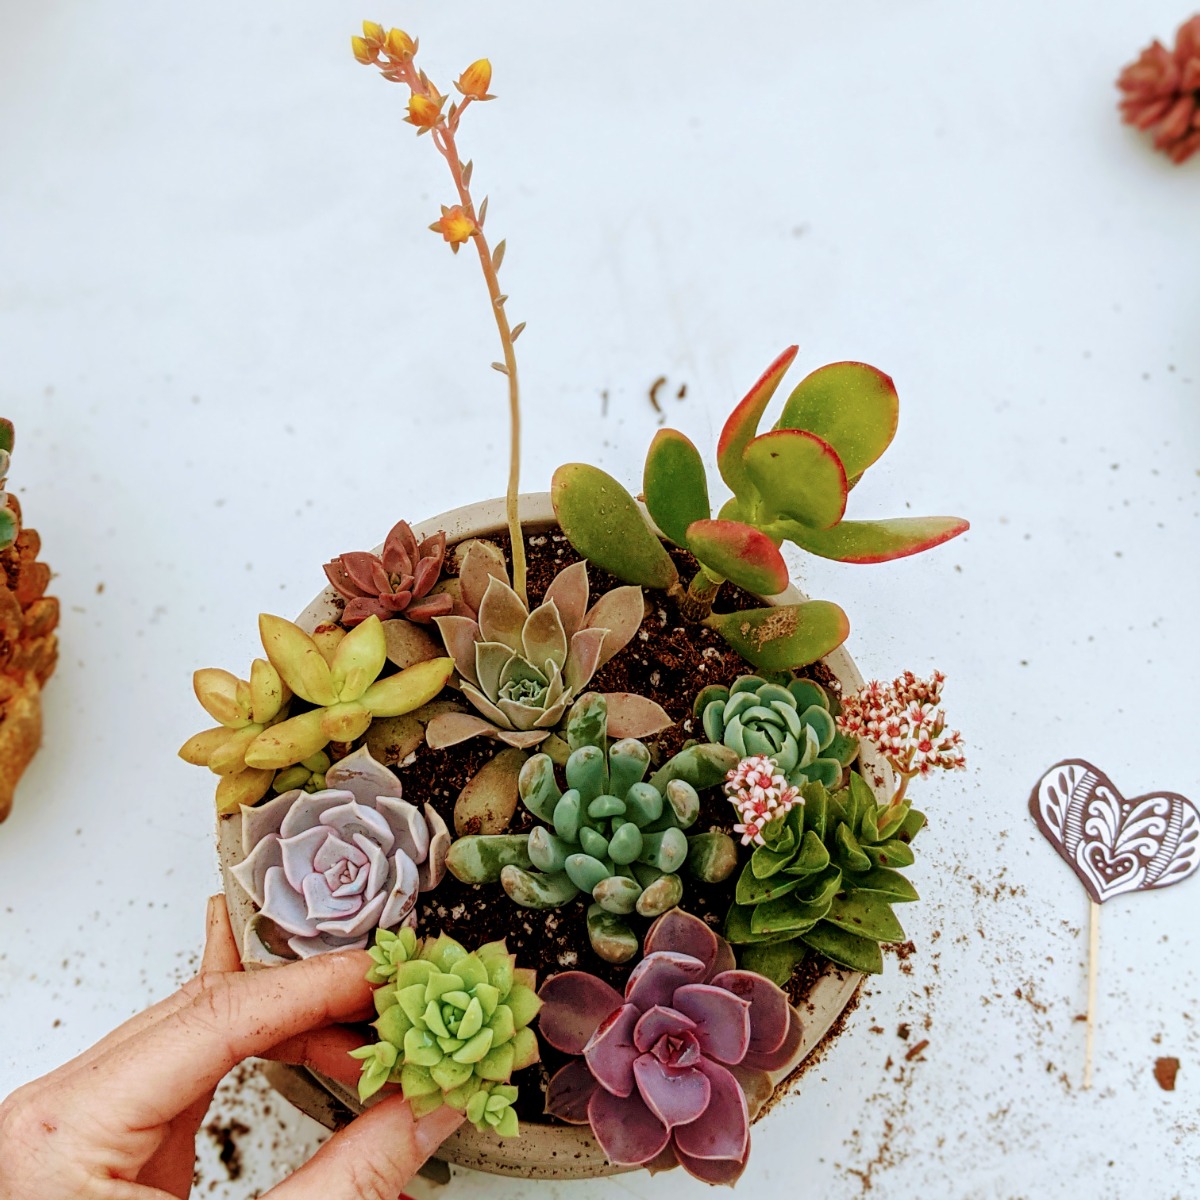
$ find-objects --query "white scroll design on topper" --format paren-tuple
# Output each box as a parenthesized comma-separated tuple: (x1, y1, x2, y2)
(1029, 759, 1200, 904)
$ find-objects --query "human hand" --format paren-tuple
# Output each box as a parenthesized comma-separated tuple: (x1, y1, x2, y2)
(0, 895, 462, 1199)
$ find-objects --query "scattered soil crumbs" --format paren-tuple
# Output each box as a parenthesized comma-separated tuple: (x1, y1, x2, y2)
(192, 1062, 327, 1197)
(1155, 1056, 1180, 1091)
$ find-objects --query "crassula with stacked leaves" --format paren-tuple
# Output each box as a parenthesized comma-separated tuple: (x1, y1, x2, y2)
(352, 927, 540, 1137)
(447, 693, 738, 963)
(230, 746, 449, 963)
(695, 674, 857, 791)
(538, 910, 800, 1185)
(324, 519, 453, 625)
(426, 557, 663, 751)
(724, 772, 923, 979)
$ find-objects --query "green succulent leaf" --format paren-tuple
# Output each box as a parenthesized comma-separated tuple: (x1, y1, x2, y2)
(775, 361, 899, 480)
(685, 519, 790, 596)
(799, 921, 885, 974)
(771, 515, 970, 564)
(717, 345, 799, 500)
(703, 601, 850, 671)
(742, 429, 848, 530)
(643, 428, 711, 547)
(822, 890, 906, 943)
(551, 463, 678, 590)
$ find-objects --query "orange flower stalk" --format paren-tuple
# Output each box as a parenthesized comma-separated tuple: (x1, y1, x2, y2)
(353, 22, 527, 604)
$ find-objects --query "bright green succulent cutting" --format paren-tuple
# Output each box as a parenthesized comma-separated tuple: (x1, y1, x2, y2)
(724, 773, 923, 979)
(352, 927, 541, 1137)
(446, 693, 739, 964)
(695, 674, 858, 790)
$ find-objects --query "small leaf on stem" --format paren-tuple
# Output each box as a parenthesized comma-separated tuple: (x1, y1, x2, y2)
(493, 239, 507, 269)
(492, 362, 509, 374)
(511, 321, 526, 340)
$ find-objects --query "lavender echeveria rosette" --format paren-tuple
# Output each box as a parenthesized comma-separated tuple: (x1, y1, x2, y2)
(230, 746, 449, 964)
(537, 910, 800, 1185)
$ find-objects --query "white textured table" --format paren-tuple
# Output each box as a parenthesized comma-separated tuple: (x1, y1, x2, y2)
(1, 2, 1197, 1197)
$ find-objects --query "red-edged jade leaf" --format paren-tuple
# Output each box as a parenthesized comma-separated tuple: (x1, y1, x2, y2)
(742, 429, 848, 530)
(685, 520, 789, 596)
(778, 515, 969, 563)
(775, 361, 899, 480)
(704, 601, 849, 671)
(551, 464, 679, 590)
(717, 346, 798, 500)
(643, 428, 710, 546)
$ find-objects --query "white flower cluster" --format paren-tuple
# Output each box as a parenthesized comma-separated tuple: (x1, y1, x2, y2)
(723, 754, 802, 847)
(838, 670, 965, 780)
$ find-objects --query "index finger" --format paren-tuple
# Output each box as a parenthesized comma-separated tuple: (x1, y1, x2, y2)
(72, 949, 376, 1128)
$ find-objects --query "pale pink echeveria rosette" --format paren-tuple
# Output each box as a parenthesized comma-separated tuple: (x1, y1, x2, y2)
(230, 746, 450, 965)
(537, 909, 801, 1185)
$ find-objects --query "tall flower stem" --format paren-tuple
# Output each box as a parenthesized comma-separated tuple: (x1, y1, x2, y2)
(361, 35, 527, 605)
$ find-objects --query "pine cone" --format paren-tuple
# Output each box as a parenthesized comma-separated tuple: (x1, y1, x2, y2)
(1117, 16, 1200, 164)
(0, 493, 58, 822)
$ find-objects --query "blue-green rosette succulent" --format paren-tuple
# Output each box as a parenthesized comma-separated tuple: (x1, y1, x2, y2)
(694, 674, 857, 789)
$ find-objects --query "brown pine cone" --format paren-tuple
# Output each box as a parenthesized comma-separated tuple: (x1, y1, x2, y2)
(0, 494, 58, 822)
(1117, 16, 1200, 164)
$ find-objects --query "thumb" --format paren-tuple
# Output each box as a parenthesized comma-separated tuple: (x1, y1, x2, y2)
(265, 1096, 463, 1200)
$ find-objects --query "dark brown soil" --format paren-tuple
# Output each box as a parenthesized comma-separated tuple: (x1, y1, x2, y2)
(328, 527, 850, 1124)
(386, 528, 841, 995)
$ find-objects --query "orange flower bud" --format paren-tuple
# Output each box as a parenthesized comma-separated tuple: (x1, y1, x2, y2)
(351, 35, 373, 65)
(361, 21, 385, 47)
(455, 58, 494, 100)
(384, 27, 416, 59)
(405, 88, 446, 131)
(429, 205, 477, 252)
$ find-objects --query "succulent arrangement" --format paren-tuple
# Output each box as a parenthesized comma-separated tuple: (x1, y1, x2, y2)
(185, 20, 969, 1187)
(0, 419, 59, 824)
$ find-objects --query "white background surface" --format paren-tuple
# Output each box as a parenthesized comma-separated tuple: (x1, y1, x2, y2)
(1, 2, 1198, 1197)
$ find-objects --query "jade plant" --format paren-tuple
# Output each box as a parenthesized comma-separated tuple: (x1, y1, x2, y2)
(324, 519, 453, 625)
(723, 770, 923, 978)
(695, 674, 857, 791)
(230, 746, 449, 963)
(447, 693, 738, 963)
(426, 558, 661, 751)
(352, 926, 540, 1138)
(538, 910, 799, 1185)
(551, 346, 968, 666)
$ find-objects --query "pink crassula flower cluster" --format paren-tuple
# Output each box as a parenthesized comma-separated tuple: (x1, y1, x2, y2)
(723, 755, 801, 847)
(838, 670, 965, 786)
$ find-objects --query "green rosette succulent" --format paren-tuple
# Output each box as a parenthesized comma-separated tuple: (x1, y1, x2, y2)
(724, 773, 923, 978)
(351, 927, 541, 1137)
(447, 693, 739, 964)
(694, 674, 858, 790)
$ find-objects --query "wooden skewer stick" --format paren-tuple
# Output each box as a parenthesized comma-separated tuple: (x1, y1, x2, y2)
(1083, 898, 1100, 1090)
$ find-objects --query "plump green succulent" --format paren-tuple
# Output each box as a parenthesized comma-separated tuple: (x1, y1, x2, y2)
(351, 927, 540, 1137)
(242, 614, 454, 772)
(695, 675, 858, 790)
(551, 347, 968, 668)
(447, 693, 739, 964)
(724, 773, 923, 978)
(551, 462, 848, 670)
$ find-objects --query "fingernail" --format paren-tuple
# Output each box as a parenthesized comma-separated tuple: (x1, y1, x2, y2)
(205, 894, 218, 928)
(414, 1104, 465, 1158)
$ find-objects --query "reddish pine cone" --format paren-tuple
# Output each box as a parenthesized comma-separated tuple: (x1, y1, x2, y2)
(1117, 16, 1200, 164)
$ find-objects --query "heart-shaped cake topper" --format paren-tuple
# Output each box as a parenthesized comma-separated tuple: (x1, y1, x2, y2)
(1029, 759, 1200, 904)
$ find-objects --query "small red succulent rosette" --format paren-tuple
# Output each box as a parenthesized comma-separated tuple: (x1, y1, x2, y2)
(323, 519, 452, 625)
(537, 910, 801, 1185)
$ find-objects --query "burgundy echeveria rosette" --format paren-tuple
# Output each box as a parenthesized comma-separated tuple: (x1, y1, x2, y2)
(537, 910, 802, 1186)
(324, 519, 453, 625)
